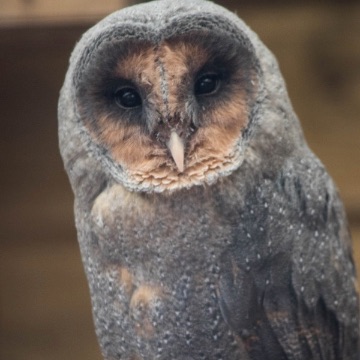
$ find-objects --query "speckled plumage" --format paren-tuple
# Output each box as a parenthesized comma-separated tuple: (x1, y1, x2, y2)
(58, 1, 359, 359)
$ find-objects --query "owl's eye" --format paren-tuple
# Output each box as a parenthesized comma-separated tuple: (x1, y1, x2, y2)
(114, 87, 142, 109)
(194, 73, 220, 96)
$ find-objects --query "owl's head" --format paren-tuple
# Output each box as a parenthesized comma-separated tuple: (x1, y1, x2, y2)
(59, 0, 300, 195)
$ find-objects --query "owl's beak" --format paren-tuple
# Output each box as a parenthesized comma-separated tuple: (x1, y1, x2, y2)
(167, 131, 184, 173)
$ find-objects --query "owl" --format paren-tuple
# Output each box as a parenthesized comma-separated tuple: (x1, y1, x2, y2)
(58, 0, 359, 359)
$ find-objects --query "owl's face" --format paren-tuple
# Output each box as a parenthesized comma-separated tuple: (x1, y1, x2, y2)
(75, 17, 259, 193)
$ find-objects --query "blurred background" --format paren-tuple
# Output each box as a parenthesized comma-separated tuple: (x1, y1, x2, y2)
(0, 0, 359, 359)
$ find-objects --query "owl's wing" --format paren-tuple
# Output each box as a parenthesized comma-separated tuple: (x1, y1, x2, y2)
(217, 175, 359, 360)
(218, 247, 358, 360)
(218, 251, 291, 360)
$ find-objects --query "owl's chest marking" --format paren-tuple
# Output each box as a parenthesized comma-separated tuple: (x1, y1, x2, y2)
(129, 285, 164, 339)
(101, 263, 165, 342)
(91, 182, 155, 233)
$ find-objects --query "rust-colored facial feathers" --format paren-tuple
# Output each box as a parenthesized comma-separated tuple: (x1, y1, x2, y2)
(82, 36, 256, 192)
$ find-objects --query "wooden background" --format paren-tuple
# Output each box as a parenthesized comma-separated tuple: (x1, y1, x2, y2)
(1, 1, 359, 359)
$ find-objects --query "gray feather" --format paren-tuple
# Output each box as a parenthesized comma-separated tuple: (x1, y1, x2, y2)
(58, 1, 359, 359)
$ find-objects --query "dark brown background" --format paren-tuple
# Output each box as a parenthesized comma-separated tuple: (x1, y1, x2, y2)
(1, 1, 359, 359)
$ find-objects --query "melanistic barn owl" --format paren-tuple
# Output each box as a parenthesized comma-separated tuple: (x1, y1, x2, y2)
(58, 0, 359, 359)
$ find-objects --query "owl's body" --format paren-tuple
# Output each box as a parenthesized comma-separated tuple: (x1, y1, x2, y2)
(59, 1, 359, 359)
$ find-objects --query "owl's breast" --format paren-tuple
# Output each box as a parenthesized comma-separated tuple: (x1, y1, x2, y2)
(86, 182, 248, 359)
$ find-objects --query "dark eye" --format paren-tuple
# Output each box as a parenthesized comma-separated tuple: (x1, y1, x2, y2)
(194, 73, 220, 96)
(114, 87, 142, 109)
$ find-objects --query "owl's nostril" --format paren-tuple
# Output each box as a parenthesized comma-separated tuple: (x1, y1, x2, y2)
(190, 121, 197, 133)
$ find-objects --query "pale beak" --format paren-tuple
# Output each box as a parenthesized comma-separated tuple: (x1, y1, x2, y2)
(167, 131, 184, 173)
